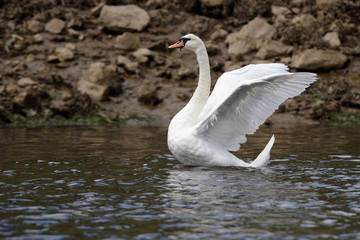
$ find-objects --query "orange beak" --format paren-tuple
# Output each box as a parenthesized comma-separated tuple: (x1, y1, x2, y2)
(168, 40, 185, 49)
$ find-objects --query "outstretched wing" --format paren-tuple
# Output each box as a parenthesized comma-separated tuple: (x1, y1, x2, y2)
(194, 63, 317, 151)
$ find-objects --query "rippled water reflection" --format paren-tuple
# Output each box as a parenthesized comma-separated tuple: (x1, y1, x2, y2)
(0, 126, 359, 239)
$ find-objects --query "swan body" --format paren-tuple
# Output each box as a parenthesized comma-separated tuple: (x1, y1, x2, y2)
(167, 34, 316, 167)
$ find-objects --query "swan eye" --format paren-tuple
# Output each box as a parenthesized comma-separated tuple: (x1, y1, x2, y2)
(180, 37, 191, 45)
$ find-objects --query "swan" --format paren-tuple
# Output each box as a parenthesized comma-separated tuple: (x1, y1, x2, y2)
(167, 33, 316, 167)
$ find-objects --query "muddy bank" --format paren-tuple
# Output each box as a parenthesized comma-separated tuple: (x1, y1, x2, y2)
(0, 0, 359, 126)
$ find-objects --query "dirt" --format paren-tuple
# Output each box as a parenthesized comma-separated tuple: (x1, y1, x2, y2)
(0, 0, 359, 126)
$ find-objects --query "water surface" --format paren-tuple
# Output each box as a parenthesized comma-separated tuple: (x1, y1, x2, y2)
(0, 126, 359, 239)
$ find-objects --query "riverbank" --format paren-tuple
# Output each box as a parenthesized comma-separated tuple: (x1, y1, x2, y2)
(0, 0, 359, 127)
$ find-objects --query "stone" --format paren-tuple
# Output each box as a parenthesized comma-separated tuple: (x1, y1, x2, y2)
(291, 0, 305, 8)
(0, 85, 5, 94)
(256, 40, 293, 59)
(26, 20, 44, 33)
(116, 55, 138, 72)
(271, 5, 291, 16)
(99, 5, 150, 32)
(91, 2, 105, 16)
(226, 17, 276, 44)
(323, 32, 341, 48)
(227, 38, 255, 61)
(67, 16, 84, 30)
(137, 85, 162, 106)
(12, 91, 38, 111)
(26, 54, 36, 62)
(68, 28, 80, 37)
(210, 28, 228, 40)
(205, 41, 221, 56)
(65, 43, 76, 51)
(77, 62, 122, 101)
(292, 49, 348, 71)
(115, 32, 140, 51)
(225, 17, 276, 61)
(18, 77, 38, 87)
(133, 48, 152, 63)
(54, 47, 74, 61)
(33, 34, 43, 43)
(6, 84, 18, 94)
(47, 55, 60, 63)
(200, 0, 224, 7)
(117, 55, 132, 66)
(45, 18, 66, 34)
(124, 62, 138, 72)
(291, 14, 317, 29)
(316, 0, 339, 9)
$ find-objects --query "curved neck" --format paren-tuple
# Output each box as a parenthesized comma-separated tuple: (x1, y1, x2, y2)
(170, 41, 211, 129)
(175, 43, 211, 126)
(193, 46, 211, 102)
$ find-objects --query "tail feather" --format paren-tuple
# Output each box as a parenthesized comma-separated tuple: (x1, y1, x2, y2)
(250, 135, 275, 167)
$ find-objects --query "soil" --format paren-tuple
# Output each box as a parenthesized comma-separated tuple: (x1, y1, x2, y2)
(0, 0, 359, 126)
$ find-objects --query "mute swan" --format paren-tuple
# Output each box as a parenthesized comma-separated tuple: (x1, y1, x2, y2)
(167, 33, 316, 167)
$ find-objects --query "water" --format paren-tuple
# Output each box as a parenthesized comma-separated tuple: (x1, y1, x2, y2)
(0, 125, 359, 239)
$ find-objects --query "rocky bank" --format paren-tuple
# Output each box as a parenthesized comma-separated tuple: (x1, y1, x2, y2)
(0, 0, 359, 126)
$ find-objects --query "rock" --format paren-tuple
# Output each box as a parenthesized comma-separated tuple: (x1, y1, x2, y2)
(226, 17, 276, 44)
(227, 38, 255, 61)
(26, 54, 36, 62)
(291, 14, 317, 29)
(174, 68, 196, 81)
(116, 55, 138, 72)
(99, 5, 150, 32)
(68, 28, 80, 37)
(26, 20, 44, 33)
(124, 62, 139, 72)
(323, 32, 341, 48)
(147, 39, 168, 51)
(67, 16, 84, 30)
(47, 55, 60, 63)
(45, 18, 66, 34)
(137, 85, 162, 106)
(210, 28, 228, 40)
(316, 0, 339, 9)
(65, 43, 76, 51)
(77, 62, 123, 101)
(291, 0, 305, 8)
(133, 48, 152, 63)
(91, 2, 105, 16)
(17, 77, 38, 87)
(6, 84, 18, 95)
(226, 17, 276, 61)
(292, 49, 348, 71)
(33, 34, 43, 43)
(271, 5, 291, 16)
(256, 40, 293, 59)
(200, 0, 224, 7)
(54, 47, 74, 62)
(205, 41, 221, 56)
(115, 32, 140, 51)
(12, 91, 38, 112)
(117, 55, 132, 66)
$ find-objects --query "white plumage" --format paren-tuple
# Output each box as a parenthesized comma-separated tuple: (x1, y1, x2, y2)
(167, 33, 316, 167)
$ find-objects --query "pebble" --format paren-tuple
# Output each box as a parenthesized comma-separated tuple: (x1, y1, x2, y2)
(45, 18, 66, 34)
(33, 34, 43, 43)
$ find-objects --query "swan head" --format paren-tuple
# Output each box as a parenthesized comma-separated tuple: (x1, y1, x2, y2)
(168, 33, 203, 52)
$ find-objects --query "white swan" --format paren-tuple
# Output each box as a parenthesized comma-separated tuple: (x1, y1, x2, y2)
(167, 33, 316, 167)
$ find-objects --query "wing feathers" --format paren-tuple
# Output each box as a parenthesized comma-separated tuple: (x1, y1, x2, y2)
(194, 65, 316, 152)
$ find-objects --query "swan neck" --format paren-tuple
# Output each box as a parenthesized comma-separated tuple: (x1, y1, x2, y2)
(194, 45, 211, 100)
(170, 42, 211, 128)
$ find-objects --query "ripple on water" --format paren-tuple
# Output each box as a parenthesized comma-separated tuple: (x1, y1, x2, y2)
(0, 126, 359, 239)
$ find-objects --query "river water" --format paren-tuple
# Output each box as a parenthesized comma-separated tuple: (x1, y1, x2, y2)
(0, 125, 359, 239)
